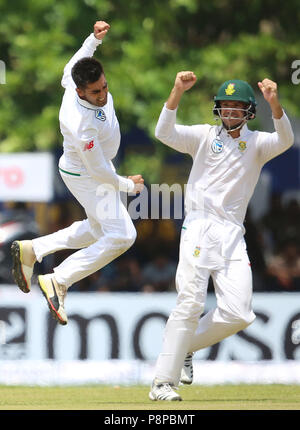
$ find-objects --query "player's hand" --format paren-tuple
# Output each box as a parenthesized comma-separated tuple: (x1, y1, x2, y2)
(174, 71, 197, 93)
(258, 79, 279, 105)
(258, 78, 283, 119)
(94, 21, 110, 40)
(128, 174, 144, 194)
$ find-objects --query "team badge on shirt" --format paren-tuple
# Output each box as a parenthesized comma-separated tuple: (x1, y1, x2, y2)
(211, 138, 224, 153)
(193, 246, 201, 257)
(238, 141, 247, 152)
(95, 109, 106, 121)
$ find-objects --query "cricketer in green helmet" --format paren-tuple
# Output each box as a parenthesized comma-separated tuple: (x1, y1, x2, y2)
(213, 79, 257, 132)
(149, 72, 294, 401)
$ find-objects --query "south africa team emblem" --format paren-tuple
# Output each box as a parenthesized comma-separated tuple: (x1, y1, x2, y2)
(211, 139, 224, 153)
(238, 141, 247, 152)
(193, 246, 201, 257)
(95, 109, 106, 121)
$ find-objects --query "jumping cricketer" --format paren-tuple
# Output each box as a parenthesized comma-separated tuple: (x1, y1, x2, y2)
(11, 21, 144, 325)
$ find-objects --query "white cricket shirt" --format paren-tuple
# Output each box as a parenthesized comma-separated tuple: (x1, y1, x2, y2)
(155, 104, 294, 262)
(58, 33, 134, 192)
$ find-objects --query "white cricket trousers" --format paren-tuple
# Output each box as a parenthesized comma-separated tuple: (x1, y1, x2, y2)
(32, 172, 136, 288)
(154, 215, 256, 385)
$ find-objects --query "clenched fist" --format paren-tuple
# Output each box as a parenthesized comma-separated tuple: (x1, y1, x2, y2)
(258, 79, 279, 105)
(128, 174, 144, 194)
(258, 78, 283, 119)
(166, 71, 197, 110)
(174, 71, 197, 93)
(94, 21, 110, 40)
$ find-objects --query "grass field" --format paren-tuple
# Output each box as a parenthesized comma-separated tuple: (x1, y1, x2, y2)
(0, 384, 300, 410)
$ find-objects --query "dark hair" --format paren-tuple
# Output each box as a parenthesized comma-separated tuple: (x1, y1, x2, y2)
(71, 57, 104, 89)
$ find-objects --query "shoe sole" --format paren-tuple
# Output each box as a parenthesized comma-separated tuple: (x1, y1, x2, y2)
(38, 276, 67, 326)
(11, 241, 30, 293)
(180, 377, 193, 385)
(180, 380, 193, 385)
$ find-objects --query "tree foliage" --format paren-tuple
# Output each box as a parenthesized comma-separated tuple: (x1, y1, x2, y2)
(0, 0, 299, 180)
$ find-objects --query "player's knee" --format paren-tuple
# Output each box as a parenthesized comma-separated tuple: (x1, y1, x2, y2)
(123, 228, 137, 249)
(233, 317, 252, 331)
(240, 312, 256, 329)
(237, 307, 256, 328)
(222, 308, 255, 330)
(189, 303, 204, 321)
(171, 301, 204, 322)
(110, 228, 136, 251)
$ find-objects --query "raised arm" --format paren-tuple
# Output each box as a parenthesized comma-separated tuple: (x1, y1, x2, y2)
(166, 71, 197, 110)
(61, 21, 110, 89)
(155, 71, 209, 157)
(256, 79, 294, 164)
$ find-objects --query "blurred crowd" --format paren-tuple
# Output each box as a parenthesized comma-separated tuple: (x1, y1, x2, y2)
(1, 192, 300, 293)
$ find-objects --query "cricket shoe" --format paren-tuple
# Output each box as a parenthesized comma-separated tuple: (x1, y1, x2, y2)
(149, 380, 182, 401)
(180, 352, 194, 385)
(11, 240, 36, 293)
(38, 274, 68, 325)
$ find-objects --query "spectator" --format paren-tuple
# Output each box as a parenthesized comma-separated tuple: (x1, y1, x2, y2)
(265, 239, 300, 291)
(84, 266, 115, 293)
(104, 255, 144, 292)
(261, 193, 286, 253)
(142, 254, 177, 292)
(284, 199, 300, 244)
(134, 219, 180, 263)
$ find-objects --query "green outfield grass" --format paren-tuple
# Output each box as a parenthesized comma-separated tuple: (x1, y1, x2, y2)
(0, 384, 300, 410)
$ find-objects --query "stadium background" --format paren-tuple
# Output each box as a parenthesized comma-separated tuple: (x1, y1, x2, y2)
(0, 0, 300, 386)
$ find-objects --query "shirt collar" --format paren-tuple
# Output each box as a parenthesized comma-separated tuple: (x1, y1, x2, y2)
(219, 122, 250, 140)
(238, 123, 250, 139)
(76, 95, 99, 111)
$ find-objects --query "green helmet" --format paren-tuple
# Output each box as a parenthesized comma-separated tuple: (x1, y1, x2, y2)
(214, 79, 256, 104)
(213, 79, 256, 119)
